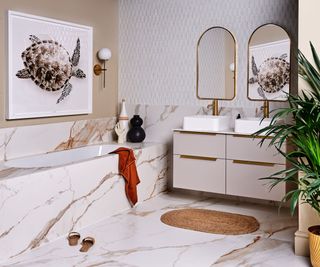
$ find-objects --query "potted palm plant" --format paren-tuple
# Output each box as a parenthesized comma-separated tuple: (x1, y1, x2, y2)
(255, 42, 320, 266)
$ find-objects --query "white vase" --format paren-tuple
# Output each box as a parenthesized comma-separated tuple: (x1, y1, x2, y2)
(118, 99, 129, 139)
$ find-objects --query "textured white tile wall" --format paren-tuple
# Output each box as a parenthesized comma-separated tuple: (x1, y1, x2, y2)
(119, 0, 298, 108)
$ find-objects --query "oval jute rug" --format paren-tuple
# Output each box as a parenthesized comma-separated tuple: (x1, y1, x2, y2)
(160, 208, 259, 235)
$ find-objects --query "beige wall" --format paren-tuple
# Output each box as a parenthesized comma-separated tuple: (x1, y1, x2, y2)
(295, 0, 320, 256)
(0, 0, 118, 128)
(298, 0, 320, 94)
(299, 0, 320, 60)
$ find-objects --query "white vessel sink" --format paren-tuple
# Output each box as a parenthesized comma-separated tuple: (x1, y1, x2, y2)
(183, 115, 231, 132)
(234, 117, 272, 134)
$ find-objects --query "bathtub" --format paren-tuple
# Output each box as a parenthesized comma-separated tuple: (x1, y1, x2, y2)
(4, 144, 127, 168)
(0, 142, 168, 261)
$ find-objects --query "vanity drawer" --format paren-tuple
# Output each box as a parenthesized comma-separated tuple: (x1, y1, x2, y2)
(226, 159, 286, 201)
(226, 134, 285, 164)
(173, 155, 225, 194)
(173, 131, 225, 158)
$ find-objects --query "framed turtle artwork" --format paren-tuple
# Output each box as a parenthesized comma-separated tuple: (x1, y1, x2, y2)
(7, 11, 93, 119)
(248, 39, 290, 101)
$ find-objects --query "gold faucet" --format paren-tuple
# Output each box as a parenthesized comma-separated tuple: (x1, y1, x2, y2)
(207, 99, 219, 116)
(263, 100, 269, 118)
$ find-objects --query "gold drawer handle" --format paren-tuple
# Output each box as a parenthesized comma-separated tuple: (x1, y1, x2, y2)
(232, 134, 272, 139)
(232, 160, 275, 167)
(175, 131, 217, 136)
(180, 155, 217, 161)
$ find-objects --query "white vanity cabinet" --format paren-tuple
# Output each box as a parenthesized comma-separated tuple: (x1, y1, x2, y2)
(225, 134, 286, 201)
(173, 131, 225, 194)
(173, 130, 286, 201)
(226, 134, 285, 164)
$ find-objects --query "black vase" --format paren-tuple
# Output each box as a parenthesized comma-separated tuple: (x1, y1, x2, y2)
(127, 115, 146, 143)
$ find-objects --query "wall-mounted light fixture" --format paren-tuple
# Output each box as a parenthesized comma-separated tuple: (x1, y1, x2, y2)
(94, 48, 112, 88)
(229, 62, 235, 79)
(229, 62, 235, 72)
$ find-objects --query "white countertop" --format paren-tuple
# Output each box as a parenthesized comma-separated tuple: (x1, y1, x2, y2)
(173, 128, 259, 136)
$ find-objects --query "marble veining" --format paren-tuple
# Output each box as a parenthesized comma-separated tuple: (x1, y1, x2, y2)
(126, 103, 287, 145)
(0, 143, 168, 261)
(0, 117, 116, 162)
(0, 105, 287, 165)
(0, 143, 161, 181)
(54, 119, 116, 151)
(0, 129, 17, 162)
(0, 193, 309, 267)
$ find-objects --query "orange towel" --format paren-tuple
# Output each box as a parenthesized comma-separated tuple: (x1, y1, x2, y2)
(109, 147, 140, 206)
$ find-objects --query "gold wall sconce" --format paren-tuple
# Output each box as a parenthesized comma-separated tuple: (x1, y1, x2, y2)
(94, 48, 112, 88)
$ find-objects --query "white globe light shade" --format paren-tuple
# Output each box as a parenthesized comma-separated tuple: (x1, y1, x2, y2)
(98, 48, 112, 61)
(229, 62, 235, 72)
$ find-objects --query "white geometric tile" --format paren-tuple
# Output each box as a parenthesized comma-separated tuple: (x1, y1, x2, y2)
(119, 0, 298, 110)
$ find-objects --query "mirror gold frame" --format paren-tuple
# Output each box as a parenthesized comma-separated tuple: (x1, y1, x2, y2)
(196, 26, 237, 101)
(247, 23, 291, 103)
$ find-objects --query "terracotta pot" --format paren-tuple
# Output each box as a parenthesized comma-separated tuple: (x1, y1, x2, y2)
(309, 225, 320, 267)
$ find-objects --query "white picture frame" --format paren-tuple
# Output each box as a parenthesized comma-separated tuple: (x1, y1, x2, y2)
(7, 11, 93, 119)
(248, 39, 290, 101)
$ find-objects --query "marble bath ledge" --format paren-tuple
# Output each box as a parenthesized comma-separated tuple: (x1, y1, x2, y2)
(0, 142, 162, 179)
(0, 142, 168, 261)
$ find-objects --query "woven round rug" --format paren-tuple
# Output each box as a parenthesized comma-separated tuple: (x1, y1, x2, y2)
(160, 208, 259, 235)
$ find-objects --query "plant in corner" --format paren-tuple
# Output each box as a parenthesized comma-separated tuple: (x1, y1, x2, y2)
(255, 42, 320, 266)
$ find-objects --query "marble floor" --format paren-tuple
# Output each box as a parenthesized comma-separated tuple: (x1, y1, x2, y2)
(1, 192, 310, 267)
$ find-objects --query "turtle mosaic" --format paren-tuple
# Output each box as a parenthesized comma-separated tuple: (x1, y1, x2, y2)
(249, 54, 290, 99)
(16, 35, 86, 104)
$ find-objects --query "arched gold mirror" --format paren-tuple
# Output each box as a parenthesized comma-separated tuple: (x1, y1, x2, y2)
(248, 24, 291, 103)
(196, 27, 236, 114)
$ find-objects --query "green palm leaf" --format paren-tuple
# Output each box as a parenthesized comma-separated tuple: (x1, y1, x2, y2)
(256, 42, 320, 215)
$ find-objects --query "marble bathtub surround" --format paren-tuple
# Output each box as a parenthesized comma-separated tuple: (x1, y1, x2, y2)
(0, 117, 116, 162)
(1, 193, 308, 267)
(0, 143, 168, 261)
(54, 118, 116, 151)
